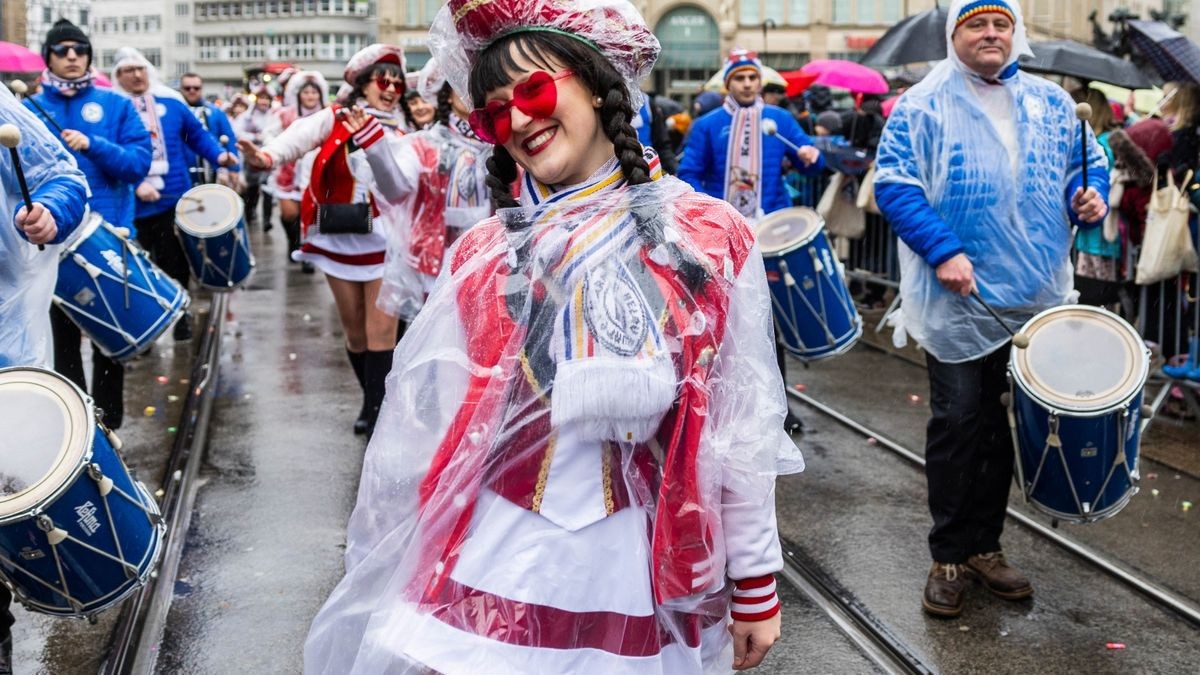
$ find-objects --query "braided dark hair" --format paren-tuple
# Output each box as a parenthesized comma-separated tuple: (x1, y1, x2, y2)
(470, 31, 708, 288)
(435, 82, 454, 127)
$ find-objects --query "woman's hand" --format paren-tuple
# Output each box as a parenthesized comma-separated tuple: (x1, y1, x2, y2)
(341, 106, 371, 135)
(237, 139, 269, 169)
(730, 613, 782, 670)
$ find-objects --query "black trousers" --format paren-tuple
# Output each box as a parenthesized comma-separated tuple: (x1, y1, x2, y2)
(50, 305, 125, 429)
(1, 582, 12, 637)
(925, 347, 1013, 564)
(136, 209, 190, 290)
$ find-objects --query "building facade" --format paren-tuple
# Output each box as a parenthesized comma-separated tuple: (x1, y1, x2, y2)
(88, 1, 194, 83)
(26, 0, 92, 53)
(2, 0, 28, 45)
(190, 0, 375, 97)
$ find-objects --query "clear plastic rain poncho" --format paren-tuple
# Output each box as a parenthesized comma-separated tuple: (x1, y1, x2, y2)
(874, 0, 1109, 363)
(303, 157, 803, 674)
(0, 85, 88, 368)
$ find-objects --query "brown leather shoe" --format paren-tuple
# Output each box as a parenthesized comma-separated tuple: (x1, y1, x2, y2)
(922, 562, 973, 617)
(967, 551, 1034, 600)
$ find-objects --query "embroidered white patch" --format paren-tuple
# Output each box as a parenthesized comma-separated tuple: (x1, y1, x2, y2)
(81, 102, 103, 123)
(583, 265, 649, 357)
(156, 103, 167, 117)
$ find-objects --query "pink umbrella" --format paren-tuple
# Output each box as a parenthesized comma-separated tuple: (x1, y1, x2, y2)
(91, 69, 112, 88)
(0, 41, 46, 73)
(881, 95, 901, 117)
(797, 59, 889, 95)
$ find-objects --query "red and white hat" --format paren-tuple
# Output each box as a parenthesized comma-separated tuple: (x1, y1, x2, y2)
(343, 44, 406, 86)
(429, 0, 659, 109)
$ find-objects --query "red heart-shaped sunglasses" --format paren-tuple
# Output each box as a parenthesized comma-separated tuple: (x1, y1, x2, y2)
(468, 70, 575, 145)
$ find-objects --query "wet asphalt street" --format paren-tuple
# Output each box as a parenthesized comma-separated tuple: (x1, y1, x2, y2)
(6, 223, 1199, 673)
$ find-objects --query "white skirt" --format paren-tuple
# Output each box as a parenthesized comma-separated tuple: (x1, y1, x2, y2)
(293, 229, 387, 282)
(352, 488, 730, 674)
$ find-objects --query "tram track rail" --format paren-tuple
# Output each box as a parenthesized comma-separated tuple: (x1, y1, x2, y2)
(101, 293, 229, 674)
(786, 387, 1200, 629)
(778, 534, 937, 675)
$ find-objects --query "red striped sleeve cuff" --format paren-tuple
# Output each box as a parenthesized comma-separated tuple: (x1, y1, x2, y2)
(353, 116, 385, 150)
(731, 575, 780, 622)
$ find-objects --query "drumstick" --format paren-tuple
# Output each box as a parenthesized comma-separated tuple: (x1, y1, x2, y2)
(1076, 102, 1093, 194)
(970, 289, 1030, 349)
(0, 123, 45, 250)
(9, 80, 65, 135)
(113, 227, 131, 309)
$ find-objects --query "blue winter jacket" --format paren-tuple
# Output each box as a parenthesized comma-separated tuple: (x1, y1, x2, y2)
(678, 103, 825, 215)
(182, 101, 240, 182)
(26, 86, 152, 231)
(136, 97, 228, 219)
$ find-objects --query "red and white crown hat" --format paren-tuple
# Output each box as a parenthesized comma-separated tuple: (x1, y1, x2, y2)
(344, 44, 406, 87)
(429, 0, 660, 109)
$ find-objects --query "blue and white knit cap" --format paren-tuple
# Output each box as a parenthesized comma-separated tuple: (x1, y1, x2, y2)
(945, 0, 1033, 81)
(723, 48, 762, 86)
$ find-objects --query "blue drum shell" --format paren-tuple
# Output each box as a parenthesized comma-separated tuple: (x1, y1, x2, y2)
(177, 216, 255, 291)
(55, 223, 188, 361)
(1012, 385, 1143, 522)
(762, 230, 862, 361)
(0, 427, 162, 615)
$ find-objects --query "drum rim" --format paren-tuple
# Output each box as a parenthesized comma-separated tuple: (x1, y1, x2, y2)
(0, 368, 95, 522)
(57, 211, 105, 259)
(755, 207, 825, 256)
(175, 184, 245, 238)
(1010, 305, 1149, 415)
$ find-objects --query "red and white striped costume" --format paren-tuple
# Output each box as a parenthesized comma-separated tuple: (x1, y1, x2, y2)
(303, 162, 802, 674)
(257, 105, 405, 281)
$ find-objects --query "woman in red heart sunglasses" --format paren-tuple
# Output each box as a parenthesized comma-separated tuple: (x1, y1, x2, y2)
(304, 3, 798, 674)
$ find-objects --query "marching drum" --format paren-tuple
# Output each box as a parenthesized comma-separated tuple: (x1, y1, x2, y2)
(175, 184, 255, 291)
(55, 213, 189, 361)
(756, 207, 862, 361)
(0, 367, 164, 616)
(1007, 305, 1151, 523)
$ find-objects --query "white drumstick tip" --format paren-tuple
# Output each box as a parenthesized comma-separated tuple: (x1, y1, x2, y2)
(219, 134, 230, 145)
(0, 123, 21, 149)
(1012, 332, 1030, 349)
(8, 79, 28, 95)
(762, 118, 779, 136)
(1075, 102, 1093, 121)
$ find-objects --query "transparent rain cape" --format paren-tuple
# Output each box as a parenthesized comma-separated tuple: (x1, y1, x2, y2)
(304, 167, 802, 674)
(377, 123, 492, 320)
(874, 61, 1107, 362)
(0, 85, 87, 368)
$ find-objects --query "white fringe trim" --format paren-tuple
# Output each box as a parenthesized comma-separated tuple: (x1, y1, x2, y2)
(551, 357, 677, 443)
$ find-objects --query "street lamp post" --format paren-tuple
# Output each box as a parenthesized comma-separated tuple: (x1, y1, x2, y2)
(762, 18, 776, 61)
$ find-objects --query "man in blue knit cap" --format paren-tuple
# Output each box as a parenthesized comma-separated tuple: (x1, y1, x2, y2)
(874, 0, 1109, 617)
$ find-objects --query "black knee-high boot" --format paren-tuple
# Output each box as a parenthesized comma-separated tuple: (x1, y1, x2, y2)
(282, 216, 301, 260)
(261, 193, 274, 232)
(92, 351, 125, 430)
(363, 350, 393, 438)
(347, 349, 368, 435)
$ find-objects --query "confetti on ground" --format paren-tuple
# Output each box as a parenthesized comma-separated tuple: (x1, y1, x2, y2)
(143, 406, 156, 416)
(167, 395, 179, 402)
(180, 378, 189, 384)
(999, 631, 1009, 637)
(958, 625, 970, 632)
(1106, 643, 1126, 650)
(289, 353, 297, 360)
(793, 383, 807, 392)
(1182, 501, 1193, 513)
(156, 375, 169, 384)
(303, 313, 312, 321)
(1147, 473, 1158, 480)
(867, 437, 878, 445)
(909, 394, 921, 403)
(167, 427, 177, 434)
(1151, 489, 1160, 498)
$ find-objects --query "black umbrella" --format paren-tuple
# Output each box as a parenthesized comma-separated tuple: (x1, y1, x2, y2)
(1126, 20, 1200, 84)
(862, 7, 949, 67)
(1021, 40, 1153, 90)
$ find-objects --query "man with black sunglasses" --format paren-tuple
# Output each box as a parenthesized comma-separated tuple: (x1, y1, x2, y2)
(179, 73, 240, 188)
(25, 18, 153, 436)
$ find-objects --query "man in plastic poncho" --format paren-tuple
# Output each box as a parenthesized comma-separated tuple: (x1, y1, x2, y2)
(873, 0, 1108, 618)
(678, 47, 825, 434)
(0, 83, 89, 675)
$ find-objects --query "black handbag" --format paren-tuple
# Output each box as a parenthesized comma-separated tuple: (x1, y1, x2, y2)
(316, 202, 373, 235)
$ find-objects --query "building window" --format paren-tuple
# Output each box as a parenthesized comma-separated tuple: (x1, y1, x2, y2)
(79, 9, 89, 26)
(145, 49, 162, 67)
(741, 0, 810, 27)
(101, 50, 116, 69)
(122, 16, 139, 32)
(176, 3, 190, 16)
(176, 32, 191, 46)
(882, 0, 901, 23)
(144, 15, 162, 32)
(101, 18, 119, 33)
(43, 7, 52, 24)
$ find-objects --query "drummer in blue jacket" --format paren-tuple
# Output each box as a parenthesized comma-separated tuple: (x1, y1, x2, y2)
(25, 18, 153, 433)
(112, 47, 237, 342)
(0, 78, 89, 675)
(179, 72, 241, 187)
(873, 0, 1108, 619)
(678, 48, 824, 434)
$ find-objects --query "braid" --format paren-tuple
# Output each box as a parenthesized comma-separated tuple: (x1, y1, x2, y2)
(398, 94, 418, 130)
(486, 145, 521, 213)
(436, 83, 453, 127)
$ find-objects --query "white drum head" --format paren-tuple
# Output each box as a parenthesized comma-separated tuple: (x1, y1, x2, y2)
(0, 368, 91, 518)
(755, 208, 824, 255)
(1011, 306, 1148, 413)
(175, 184, 244, 238)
